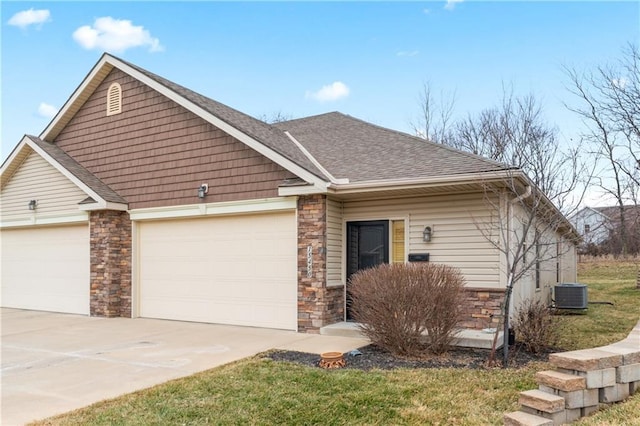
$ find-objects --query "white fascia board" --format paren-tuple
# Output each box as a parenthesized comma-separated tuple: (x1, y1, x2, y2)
(40, 54, 113, 140)
(24, 138, 116, 210)
(129, 197, 297, 221)
(78, 201, 128, 212)
(0, 212, 89, 229)
(278, 185, 328, 196)
(0, 137, 30, 176)
(325, 170, 523, 194)
(97, 56, 327, 191)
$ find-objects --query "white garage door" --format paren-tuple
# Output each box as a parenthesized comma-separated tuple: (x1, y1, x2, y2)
(138, 212, 297, 330)
(1, 224, 89, 315)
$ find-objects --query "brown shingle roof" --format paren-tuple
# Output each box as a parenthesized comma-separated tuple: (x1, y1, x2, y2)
(115, 57, 327, 181)
(274, 112, 514, 183)
(27, 135, 127, 205)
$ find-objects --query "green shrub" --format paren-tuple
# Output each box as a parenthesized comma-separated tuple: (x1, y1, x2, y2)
(350, 263, 465, 356)
(512, 298, 559, 353)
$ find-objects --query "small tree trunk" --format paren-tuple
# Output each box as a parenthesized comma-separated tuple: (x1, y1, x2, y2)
(502, 274, 514, 367)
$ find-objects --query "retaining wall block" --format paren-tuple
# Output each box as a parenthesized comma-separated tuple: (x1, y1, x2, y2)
(616, 363, 640, 383)
(558, 367, 616, 389)
(599, 383, 630, 403)
(539, 385, 598, 409)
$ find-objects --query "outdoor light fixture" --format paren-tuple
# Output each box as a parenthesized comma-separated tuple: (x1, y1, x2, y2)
(423, 226, 433, 242)
(197, 183, 209, 199)
(28, 199, 37, 210)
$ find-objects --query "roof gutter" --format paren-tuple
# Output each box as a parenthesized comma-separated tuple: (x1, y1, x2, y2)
(324, 169, 525, 194)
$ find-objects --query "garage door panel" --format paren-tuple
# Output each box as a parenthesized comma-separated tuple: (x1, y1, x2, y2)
(139, 212, 297, 330)
(1, 225, 89, 315)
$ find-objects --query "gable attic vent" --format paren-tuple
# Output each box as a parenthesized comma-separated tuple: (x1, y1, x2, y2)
(106, 83, 122, 116)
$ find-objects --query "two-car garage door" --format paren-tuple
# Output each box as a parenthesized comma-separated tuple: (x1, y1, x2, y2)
(138, 212, 298, 330)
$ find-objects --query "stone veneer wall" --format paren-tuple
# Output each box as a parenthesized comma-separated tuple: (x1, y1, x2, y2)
(297, 194, 344, 333)
(460, 287, 505, 330)
(89, 210, 132, 317)
(505, 319, 640, 426)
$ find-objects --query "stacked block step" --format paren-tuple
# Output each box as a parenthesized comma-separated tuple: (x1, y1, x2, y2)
(505, 319, 640, 425)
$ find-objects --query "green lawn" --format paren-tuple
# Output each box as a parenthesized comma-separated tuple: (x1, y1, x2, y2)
(34, 260, 640, 426)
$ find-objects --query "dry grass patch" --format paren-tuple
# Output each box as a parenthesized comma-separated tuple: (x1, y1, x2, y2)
(32, 259, 640, 426)
(557, 259, 640, 350)
(33, 360, 544, 426)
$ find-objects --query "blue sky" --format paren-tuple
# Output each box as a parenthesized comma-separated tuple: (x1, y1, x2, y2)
(2, 1, 639, 199)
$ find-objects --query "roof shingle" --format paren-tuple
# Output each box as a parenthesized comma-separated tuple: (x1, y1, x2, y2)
(27, 136, 127, 205)
(275, 112, 514, 183)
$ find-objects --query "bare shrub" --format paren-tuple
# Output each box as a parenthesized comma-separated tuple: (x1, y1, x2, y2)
(512, 298, 559, 353)
(349, 263, 465, 356)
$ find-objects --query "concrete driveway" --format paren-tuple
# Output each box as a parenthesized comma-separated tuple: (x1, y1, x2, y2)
(1, 308, 368, 425)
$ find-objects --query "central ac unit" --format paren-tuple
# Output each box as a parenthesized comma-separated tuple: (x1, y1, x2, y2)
(554, 283, 588, 309)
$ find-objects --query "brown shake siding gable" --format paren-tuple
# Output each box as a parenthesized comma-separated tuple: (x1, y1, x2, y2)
(54, 68, 293, 209)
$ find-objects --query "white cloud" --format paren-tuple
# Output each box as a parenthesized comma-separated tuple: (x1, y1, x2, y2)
(73, 17, 163, 53)
(612, 78, 627, 89)
(38, 102, 57, 119)
(397, 50, 419, 57)
(444, 0, 464, 11)
(423, 8, 430, 15)
(305, 81, 350, 102)
(8, 9, 51, 29)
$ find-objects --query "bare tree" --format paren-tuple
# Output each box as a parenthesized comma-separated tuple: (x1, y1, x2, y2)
(477, 171, 583, 367)
(564, 43, 640, 256)
(414, 84, 587, 366)
(410, 81, 456, 143)
(258, 111, 294, 124)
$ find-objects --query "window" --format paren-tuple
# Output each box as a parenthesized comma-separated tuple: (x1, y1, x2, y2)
(556, 241, 561, 283)
(392, 220, 405, 263)
(106, 83, 122, 116)
(584, 224, 590, 234)
(535, 232, 541, 289)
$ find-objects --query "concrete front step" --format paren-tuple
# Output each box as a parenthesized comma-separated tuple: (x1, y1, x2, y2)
(504, 410, 553, 426)
(320, 322, 503, 349)
(519, 389, 565, 413)
(535, 370, 586, 392)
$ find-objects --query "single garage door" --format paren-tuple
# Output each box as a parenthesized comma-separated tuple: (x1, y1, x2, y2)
(138, 211, 297, 330)
(1, 224, 89, 315)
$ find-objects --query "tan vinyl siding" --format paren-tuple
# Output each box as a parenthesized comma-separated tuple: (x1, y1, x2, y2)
(342, 192, 501, 288)
(326, 197, 343, 287)
(0, 152, 87, 221)
(53, 69, 293, 209)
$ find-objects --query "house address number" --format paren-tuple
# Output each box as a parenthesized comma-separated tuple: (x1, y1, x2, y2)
(307, 245, 313, 278)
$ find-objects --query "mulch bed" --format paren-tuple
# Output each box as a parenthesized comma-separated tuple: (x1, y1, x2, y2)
(266, 343, 557, 370)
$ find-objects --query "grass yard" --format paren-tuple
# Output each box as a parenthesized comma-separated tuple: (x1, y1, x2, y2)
(558, 259, 640, 350)
(34, 260, 640, 426)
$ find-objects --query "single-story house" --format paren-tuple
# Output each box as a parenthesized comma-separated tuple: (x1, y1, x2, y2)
(0, 53, 578, 334)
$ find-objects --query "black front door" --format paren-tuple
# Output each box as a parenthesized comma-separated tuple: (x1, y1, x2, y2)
(346, 221, 389, 319)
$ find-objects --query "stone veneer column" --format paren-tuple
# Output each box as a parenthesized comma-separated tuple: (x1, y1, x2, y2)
(297, 194, 343, 333)
(460, 287, 505, 330)
(89, 210, 132, 317)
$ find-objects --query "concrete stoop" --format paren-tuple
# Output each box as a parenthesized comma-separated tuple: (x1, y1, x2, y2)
(504, 319, 640, 425)
(320, 322, 503, 349)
